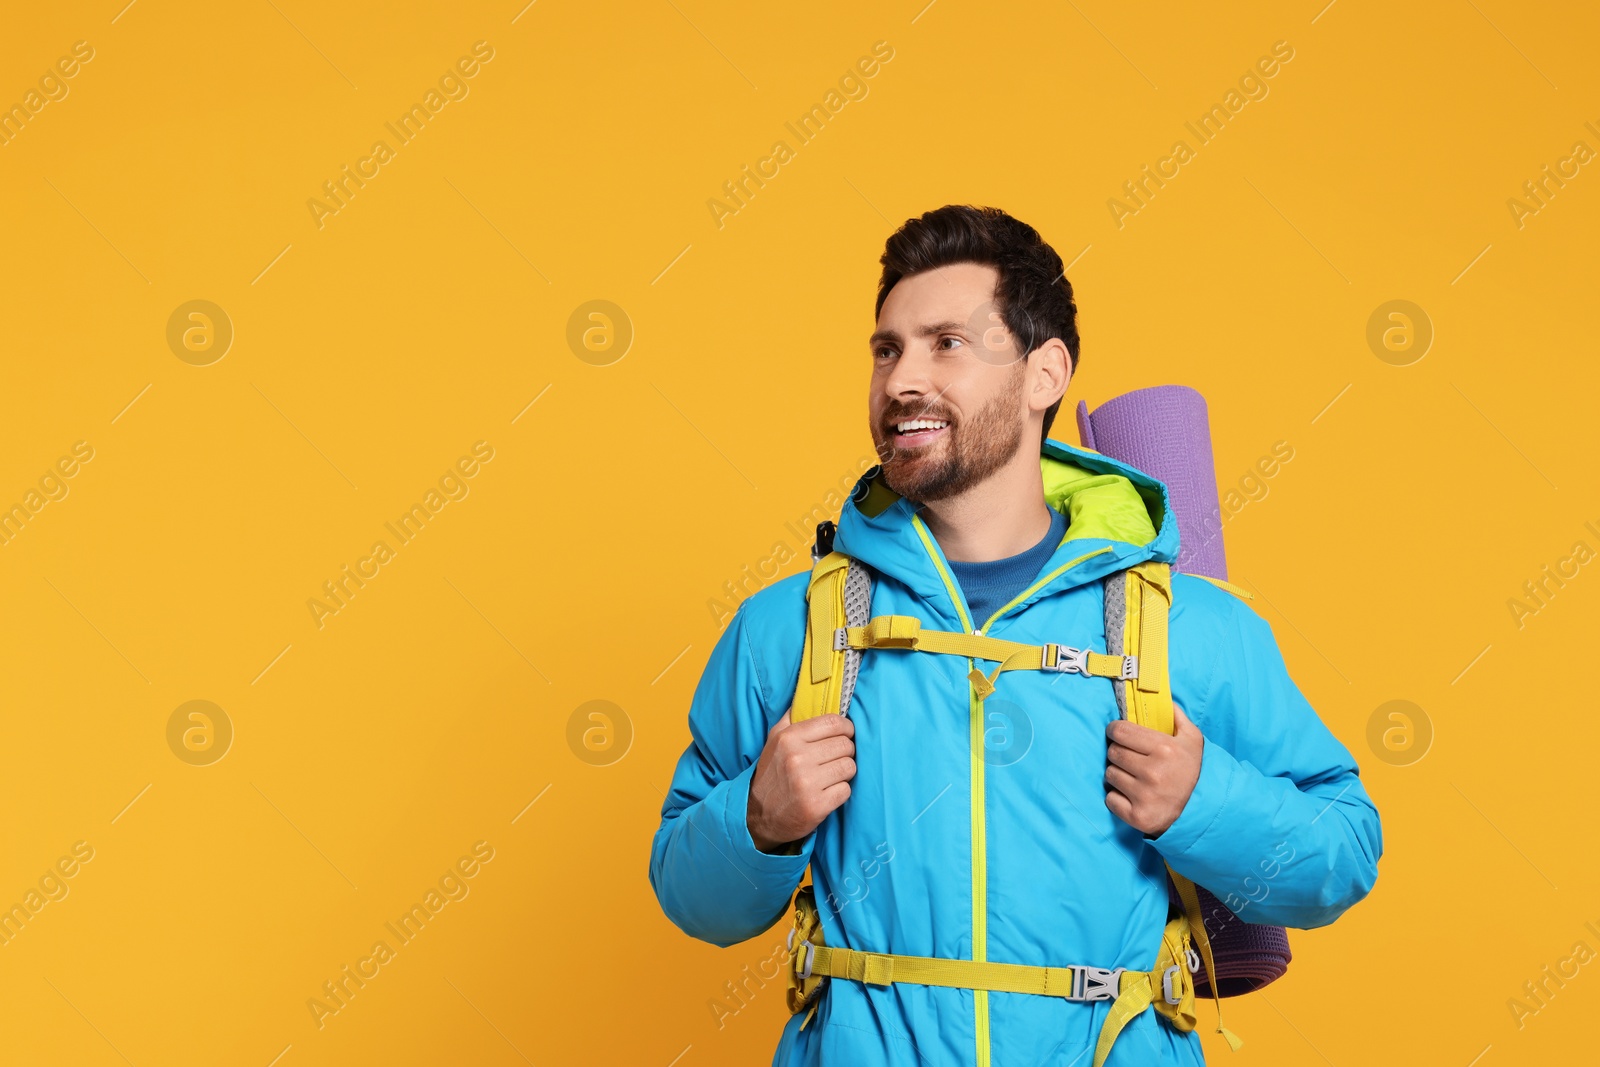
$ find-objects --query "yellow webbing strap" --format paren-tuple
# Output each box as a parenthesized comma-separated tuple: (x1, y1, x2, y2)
(790, 900, 1201, 1067)
(1190, 573, 1254, 601)
(840, 617, 1131, 682)
(1092, 919, 1200, 1067)
(1169, 869, 1242, 1051)
(810, 945, 1080, 996)
(796, 899, 1197, 1006)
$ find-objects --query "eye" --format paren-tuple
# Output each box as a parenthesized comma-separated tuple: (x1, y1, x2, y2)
(937, 334, 964, 351)
(873, 346, 898, 360)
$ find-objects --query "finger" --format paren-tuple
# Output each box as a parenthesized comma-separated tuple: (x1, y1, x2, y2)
(1104, 764, 1138, 795)
(791, 712, 855, 741)
(1106, 718, 1163, 755)
(1104, 787, 1134, 824)
(819, 779, 852, 813)
(811, 733, 856, 766)
(770, 709, 793, 736)
(817, 754, 858, 786)
(776, 733, 853, 780)
(1105, 742, 1146, 775)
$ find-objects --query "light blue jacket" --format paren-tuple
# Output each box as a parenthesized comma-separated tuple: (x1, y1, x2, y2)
(650, 438, 1382, 1066)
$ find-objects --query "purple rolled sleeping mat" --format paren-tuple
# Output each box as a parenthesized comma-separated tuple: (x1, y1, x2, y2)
(1076, 385, 1292, 998)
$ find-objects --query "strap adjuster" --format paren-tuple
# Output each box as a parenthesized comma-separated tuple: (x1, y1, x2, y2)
(1042, 644, 1139, 680)
(787, 930, 816, 980)
(1043, 644, 1092, 674)
(1074, 965, 1125, 1002)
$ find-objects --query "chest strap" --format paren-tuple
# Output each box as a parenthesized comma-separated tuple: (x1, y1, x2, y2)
(835, 614, 1137, 700)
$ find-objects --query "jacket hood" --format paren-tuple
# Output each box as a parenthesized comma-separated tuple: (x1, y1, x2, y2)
(832, 436, 1180, 627)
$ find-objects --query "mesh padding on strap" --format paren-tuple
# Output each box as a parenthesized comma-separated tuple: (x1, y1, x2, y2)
(837, 560, 872, 715)
(1103, 573, 1129, 719)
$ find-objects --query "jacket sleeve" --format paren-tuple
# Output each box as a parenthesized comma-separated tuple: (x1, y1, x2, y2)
(648, 599, 814, 948)
(1149, 592, 1383, 930)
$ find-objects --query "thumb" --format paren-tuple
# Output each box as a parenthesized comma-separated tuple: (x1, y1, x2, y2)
(771, 709, 793, 735)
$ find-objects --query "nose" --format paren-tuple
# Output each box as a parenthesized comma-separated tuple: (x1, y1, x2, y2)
(883, 346, 935, 407)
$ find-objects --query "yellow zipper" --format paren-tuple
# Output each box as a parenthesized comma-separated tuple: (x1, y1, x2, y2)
(909, 514, 1114, 1067)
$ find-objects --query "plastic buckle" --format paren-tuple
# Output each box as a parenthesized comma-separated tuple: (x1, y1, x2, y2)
(1044, 644, 1092, 675)
(1076, 966, 1124, 1002)
(1120, 655, 1139, 680)
(1186, 947, 1201, 974)
(834, 627, 849, 652)
(1162, 964, 1184, 1005)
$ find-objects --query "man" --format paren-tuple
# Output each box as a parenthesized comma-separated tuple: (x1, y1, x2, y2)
(649, 205, 1381, 1065)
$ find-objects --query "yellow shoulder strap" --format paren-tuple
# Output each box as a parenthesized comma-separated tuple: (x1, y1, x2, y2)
(791, 551, 852, 723)
(1105, 560, 1243, 1060)
(1190, 573, 1255, 601)
(788, 550, 855, 1027)
(1117, 561, 1175, 733)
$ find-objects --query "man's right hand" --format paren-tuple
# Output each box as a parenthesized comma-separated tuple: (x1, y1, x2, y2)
(746, 710, 856, 853)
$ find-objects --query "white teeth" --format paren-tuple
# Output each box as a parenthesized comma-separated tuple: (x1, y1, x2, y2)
(896, 419, 949, 432)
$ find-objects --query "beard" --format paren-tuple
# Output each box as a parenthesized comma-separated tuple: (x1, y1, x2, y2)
(872, 368, 1027, 503)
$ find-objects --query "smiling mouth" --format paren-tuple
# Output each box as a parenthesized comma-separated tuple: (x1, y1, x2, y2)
(889, 417, 950, 449)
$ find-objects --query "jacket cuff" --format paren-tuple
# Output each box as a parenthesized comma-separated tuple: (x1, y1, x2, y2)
(721, 761, 817, 880)
(1148, 736, 1241, 860)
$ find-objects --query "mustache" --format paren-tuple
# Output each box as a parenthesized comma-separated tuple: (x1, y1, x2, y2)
(880, 405, 954, 430)
(883, 382, 956, 428)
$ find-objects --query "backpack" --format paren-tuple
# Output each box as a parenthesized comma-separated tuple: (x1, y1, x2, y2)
(781, 514, 1261, 1067)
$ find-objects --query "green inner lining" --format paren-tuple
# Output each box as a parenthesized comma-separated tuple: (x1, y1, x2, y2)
(1040, 455, 1161, 548)
(855, 453, 1163, 550)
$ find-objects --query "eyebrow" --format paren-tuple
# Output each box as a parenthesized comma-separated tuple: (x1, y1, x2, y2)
(868, 320, 968, 348)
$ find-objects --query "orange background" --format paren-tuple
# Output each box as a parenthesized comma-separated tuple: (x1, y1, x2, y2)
(0, 1, 1595, 1064)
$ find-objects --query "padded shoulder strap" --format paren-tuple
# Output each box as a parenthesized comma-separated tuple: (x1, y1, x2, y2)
(1105, 558, 1242, 1051)
(791, 551, 872, 722)
(1105, 560, 1175, 734)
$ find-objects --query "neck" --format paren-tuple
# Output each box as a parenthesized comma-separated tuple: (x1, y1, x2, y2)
(917, 444, 1054, 563)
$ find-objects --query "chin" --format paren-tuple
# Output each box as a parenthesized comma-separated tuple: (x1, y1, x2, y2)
(883, 463, 953, 503)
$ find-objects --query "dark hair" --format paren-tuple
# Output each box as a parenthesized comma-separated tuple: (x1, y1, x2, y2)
(875, 205, 1079, 445)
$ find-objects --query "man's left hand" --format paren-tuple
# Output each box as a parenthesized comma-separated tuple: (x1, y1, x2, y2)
(1104, 703, 1204, 837)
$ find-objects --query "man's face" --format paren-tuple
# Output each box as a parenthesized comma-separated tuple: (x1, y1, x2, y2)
(867, 262, 1034, 503)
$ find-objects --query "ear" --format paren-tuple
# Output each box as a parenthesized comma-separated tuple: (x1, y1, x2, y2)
(1027, 337, 1071, 416)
